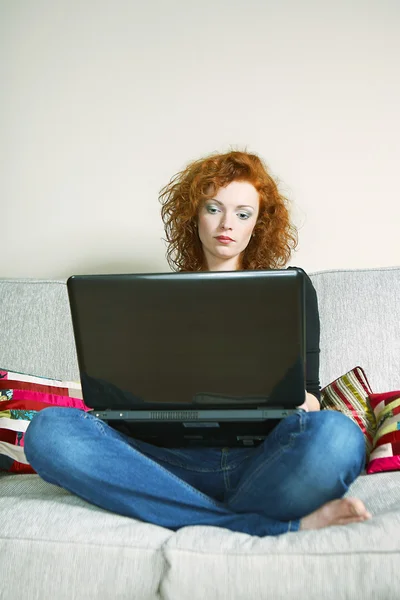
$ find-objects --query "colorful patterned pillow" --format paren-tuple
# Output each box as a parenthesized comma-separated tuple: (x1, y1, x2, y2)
(321, 366, 377, 457)
(366, 391, 400, 474)
(0, 369, 86, 473)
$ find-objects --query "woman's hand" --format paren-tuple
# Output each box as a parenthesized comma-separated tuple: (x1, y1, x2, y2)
(296, 392, 321, 412)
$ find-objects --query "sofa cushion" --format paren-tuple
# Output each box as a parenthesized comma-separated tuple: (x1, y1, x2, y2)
(160, 472, 400, 600)
(0, 474, 172, 600)
(0, 370, 87, 473)
(0, 279, 79, 381)
(367, 391, 400, 474)
(320, 366, 376, 457)
(310, 267, 400, 391)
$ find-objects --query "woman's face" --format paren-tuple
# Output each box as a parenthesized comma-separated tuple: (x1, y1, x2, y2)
(197, 180, 260, 271)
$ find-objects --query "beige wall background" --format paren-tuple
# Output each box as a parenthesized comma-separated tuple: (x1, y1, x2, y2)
(2, 0, 399, 278)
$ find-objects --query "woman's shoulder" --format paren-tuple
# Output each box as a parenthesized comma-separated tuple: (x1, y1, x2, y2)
(285, 266, 317, 294)
(285, 265, 310, 278)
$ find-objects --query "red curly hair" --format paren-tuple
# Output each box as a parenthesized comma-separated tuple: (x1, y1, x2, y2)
(159, 150, 298, 271)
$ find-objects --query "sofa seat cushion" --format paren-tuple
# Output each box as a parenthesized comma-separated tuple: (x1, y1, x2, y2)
(160, 472, 400, 600)
(1, 472, 399, 600)
(0, 474, 172, 600)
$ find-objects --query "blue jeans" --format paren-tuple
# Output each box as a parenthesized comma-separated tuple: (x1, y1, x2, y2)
(24, 408, 365, 536)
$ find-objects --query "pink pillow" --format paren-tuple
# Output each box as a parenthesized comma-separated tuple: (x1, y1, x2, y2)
(0, 369, 86, 473)
(367, 391, 400, 474)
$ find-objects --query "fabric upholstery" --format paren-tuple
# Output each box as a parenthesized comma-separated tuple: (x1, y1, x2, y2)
(0, 474, 171, 599)
(2, 471, 397, 600)
(161, 472, 400, 600)
(0, 279, 79, 381)
(309, 266, 400, 391)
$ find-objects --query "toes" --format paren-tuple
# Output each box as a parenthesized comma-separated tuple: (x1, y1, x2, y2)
(350, 503, 362, 516)
(346, 497, 368, 517)
(341, 514, 371, 525)
(335, 516, 366, 526)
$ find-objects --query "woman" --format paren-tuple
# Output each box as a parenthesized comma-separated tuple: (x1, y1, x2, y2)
(24, 150, 370, 535)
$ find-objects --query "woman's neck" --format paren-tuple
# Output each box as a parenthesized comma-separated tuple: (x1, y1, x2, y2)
(205, 255, 240, 272)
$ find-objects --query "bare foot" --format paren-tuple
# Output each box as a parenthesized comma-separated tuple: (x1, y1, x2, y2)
(300, 497, 372, 531)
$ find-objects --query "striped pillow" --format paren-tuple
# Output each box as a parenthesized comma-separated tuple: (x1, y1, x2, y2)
(367, 391, 400, 474)
(321, 367, 376, 457)
(0, 369, 86, 473)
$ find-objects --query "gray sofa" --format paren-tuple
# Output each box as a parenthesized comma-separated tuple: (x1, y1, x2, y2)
(1, 267, 400, 600)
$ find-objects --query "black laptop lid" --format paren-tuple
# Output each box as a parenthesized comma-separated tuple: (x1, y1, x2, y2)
(67, 269, 306, 410)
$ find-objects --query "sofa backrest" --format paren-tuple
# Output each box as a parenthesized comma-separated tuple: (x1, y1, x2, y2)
(0, 267, 399, 392)
(0, 279, 79, 381)
(310, 266, 400, 391)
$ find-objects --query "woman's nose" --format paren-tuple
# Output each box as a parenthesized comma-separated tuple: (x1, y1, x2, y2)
(220, 215, 233, 230)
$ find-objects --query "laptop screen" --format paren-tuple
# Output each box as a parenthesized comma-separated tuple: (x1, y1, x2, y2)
(67, 270, 306, 411)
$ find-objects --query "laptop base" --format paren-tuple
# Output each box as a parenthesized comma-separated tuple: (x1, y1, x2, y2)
(105, 411, 299, 448)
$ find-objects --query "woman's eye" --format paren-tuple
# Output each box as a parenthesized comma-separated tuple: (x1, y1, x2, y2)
(206, 205, 220, 214)
(238, 212, 251, 220)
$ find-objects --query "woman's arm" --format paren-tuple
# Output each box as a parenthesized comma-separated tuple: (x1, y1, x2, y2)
(297, 392, 321, 412)
(290, 268, 321, 413)
(306, 392, 321, 411)
(305, 392, 321, 411)
(303, 271, 321, 401)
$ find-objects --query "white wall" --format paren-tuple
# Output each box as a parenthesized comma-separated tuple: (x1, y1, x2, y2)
(2, 0, 399, 278)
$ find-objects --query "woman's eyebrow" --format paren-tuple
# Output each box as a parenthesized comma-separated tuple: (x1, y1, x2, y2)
(210, 199, 255, 209)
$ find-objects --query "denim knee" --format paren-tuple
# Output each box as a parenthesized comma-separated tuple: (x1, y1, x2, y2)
(24, 407, 81, 466)
(308, 410, 366, 474)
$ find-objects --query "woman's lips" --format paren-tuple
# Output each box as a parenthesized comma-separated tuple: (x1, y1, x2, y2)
(215, 236, 234, 244)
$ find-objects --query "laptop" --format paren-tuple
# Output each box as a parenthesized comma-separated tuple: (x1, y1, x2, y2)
(67, 269, 306, 447)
